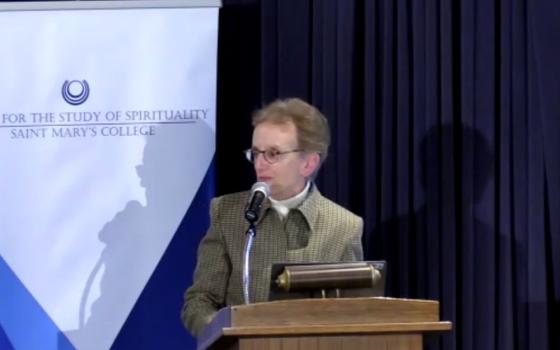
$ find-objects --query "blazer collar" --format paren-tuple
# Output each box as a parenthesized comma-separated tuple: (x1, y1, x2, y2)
(295, 183, 322, 229)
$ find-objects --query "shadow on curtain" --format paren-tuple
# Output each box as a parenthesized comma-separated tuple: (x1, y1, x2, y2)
(217, 1, 560, 349)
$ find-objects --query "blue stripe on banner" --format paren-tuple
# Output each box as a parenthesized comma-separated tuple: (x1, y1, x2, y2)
(0, 324, 14, 350)
(0, 257, 75, 350)
(111, 157, 216, 350)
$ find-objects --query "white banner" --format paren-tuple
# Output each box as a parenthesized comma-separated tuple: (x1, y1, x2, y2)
(0, 2, 218, 349)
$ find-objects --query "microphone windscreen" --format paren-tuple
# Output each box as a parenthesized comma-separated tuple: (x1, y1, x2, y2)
(250, 182, 270, 197)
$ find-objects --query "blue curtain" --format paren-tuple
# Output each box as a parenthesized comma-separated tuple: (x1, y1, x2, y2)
(216, 1, 560, 349)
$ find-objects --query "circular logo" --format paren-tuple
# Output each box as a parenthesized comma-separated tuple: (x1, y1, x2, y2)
(62, 80, 90, 105)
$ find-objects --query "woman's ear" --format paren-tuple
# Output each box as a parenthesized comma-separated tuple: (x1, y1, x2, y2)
(301, 152, 321, 178)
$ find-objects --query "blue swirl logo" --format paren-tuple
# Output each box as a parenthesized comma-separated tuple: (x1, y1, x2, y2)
(62, 80, 90, 105)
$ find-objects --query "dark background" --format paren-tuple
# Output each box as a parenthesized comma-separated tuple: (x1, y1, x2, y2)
(214, 1, 560, 349)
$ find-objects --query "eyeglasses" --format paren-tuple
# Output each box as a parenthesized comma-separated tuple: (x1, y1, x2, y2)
(244, 148, 303, 164)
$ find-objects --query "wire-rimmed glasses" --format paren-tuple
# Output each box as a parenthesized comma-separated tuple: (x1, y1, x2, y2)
(243, 148, 303, 164)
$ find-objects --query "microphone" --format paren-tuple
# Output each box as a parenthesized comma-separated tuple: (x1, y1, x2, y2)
(244, 182, 270, 223)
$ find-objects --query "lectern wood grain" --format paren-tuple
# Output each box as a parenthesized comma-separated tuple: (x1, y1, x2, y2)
(238, 334, 422, 350)
(229, 297, 439, 327)
(198, 297, 452, 350)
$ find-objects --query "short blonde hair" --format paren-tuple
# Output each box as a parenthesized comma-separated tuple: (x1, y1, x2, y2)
(252, 98, 330, 162)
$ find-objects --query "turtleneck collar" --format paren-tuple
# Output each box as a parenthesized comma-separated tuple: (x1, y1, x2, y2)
(269, 181, 311, 218)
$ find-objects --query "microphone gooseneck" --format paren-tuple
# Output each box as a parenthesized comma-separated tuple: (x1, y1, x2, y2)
(242, 182, 270, 304)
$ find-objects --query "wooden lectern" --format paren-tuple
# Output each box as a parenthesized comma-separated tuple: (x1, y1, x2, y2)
(197, 297, 452, 350)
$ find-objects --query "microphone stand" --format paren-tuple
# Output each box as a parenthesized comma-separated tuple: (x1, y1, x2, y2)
(242, 223, 256, 304)
(242, 182, 269, 304)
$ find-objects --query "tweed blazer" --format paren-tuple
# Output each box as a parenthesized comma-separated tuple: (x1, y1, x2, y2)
(181, 184, 363, 337)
